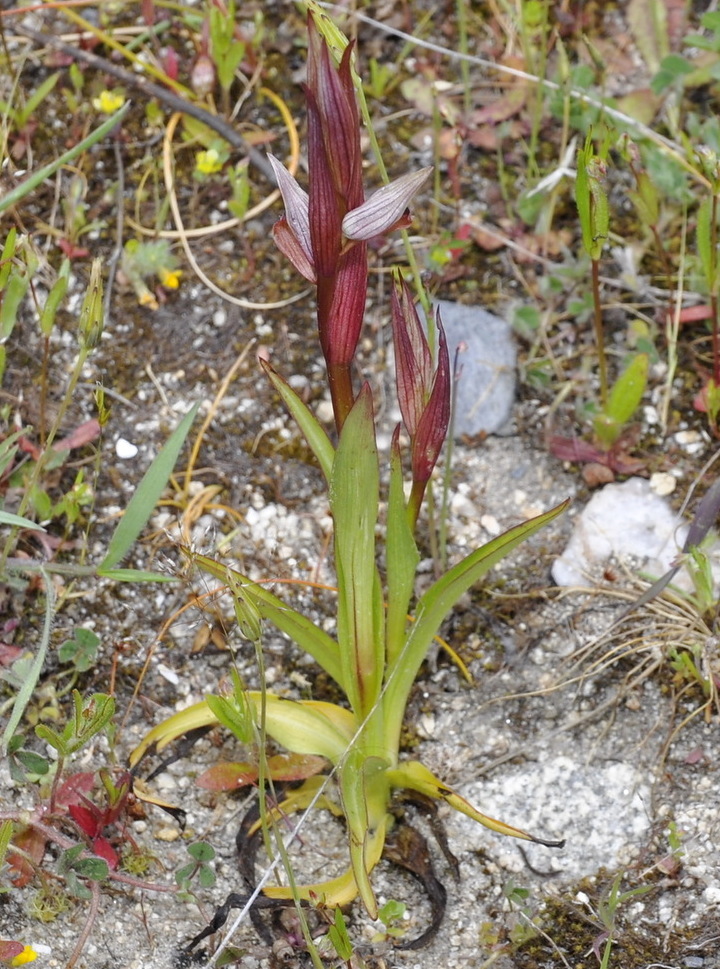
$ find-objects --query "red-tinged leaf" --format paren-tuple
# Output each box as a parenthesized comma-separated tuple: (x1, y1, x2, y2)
(18, 436, 41, 460)
(0, 643, 22, 666)
(8, 826, 47, 887)
(56, 771, 95, 809)
(549, 435, 606, 463)
(0, 940, 25, 960)
(58, 238, 90, 260)
(53, 418, 101, 451)
(196, 761, 258, 791)
(68, 803, 101, 838)
(91, 835, 119, 869)
(266, 752, 327, 782)
(679, 304, 713, 324)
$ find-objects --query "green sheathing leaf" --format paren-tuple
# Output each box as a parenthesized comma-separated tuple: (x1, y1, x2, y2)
(130, 695, 356, 768)
(338, 750, 390, 918)
(381, 500, 570, 756)
(330, 385, 384, 719)
(190, 552, 346, 692)
(261, 360, 335, 483)
(99, 402, 200, 571)
(385, 434, 419, 669)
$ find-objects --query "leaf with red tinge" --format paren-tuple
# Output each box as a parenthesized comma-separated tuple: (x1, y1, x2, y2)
(56, 771, 95, 810)
(8, 825, 46, 887)
(54, 419, 101, 451)
(196, 753, 328, 791)
(68, 803, 101, 839)
(678, 304, 713, 324)
(89, 834, 119, 870)
(0, 940, 25, 961)
(196, 761, 258, 791)
(266, 752, 328, 782)
(0, 643, 22, 667)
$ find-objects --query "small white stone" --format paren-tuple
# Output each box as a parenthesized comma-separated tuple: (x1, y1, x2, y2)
(157, 663, 179, 686)
(115, 437, 138, 459)
(650, 472, 676, 496)
(480, 514, 501, 536)
(316, 399, 334, 424)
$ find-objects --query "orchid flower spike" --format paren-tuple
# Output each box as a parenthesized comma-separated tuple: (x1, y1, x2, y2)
(267, 13, 431, 430)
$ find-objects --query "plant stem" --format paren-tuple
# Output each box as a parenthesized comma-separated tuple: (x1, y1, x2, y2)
(712, 193, 720, 385)
(591, 257, 608, 406)
(327, 362, 355, 433)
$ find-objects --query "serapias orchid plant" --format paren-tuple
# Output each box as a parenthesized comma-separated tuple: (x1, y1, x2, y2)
(131, 9, 568, 921)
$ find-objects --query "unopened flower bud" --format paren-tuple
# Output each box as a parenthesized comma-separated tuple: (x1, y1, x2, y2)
(79, 259, 104, 350)
(191, 54, 215, 98)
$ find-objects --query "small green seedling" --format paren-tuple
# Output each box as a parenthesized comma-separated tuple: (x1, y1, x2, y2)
(35, 691, 115, 759)
(596, 873, 653, 969)
(372, 899, 407, 942)
(592, 353, 649, 449)
(175, 841, 216, 898)
(328, 908, 354, 960)
(58, 844, 109, 900)
(58, 628, 102, 674)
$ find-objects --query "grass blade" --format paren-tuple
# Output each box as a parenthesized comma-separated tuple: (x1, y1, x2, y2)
(98, 402, 199, 571)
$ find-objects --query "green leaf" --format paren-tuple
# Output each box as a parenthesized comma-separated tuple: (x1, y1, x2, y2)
(384, 501, 570, 722)
(130, 695, 357, 768)
(0, 103, 131, 216)
(205, 669, 253, 743)
(190, 552, 346, 692)
(385, 433, 419, 668)
(328, 908, 353, 960)
(198, 864, 216, 888)
(330, 386, 383, 718)
(99, 402, 200, 570)
(96, 568, 177, 583)
(36, 691, 115, 756)
(187, 841, 215, 862)
(0, 228, 18, 290)
(338, 751, 389, 918)
(73, 856, 109, 881)
(0, 510, 46, 531)
(17, 72, 60, 129)
(1, 568, 55, 755)
(260, 360, 335, 483)
(696, 196, 715, 292)
(13, 749, 49, 776)
(175, 863, 195, 885)
(58, 627, 101, 672)
(0, 266, 32, 340)
(594, 353, 649, 448)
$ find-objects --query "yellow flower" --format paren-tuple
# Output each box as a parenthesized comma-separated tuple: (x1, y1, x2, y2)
(195, 148, 223, 175)
(92, 90, 125, 114)
(158, 267, 182, 290)
(10, 946, 38, 966)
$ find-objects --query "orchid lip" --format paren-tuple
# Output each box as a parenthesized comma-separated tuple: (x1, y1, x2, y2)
(342, 167, 432, 241)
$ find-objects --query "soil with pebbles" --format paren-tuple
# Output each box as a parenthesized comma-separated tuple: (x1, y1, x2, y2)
(3, 2, 720, 967)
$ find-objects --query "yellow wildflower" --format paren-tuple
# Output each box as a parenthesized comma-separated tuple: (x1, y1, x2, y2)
(92, 90, 125, 114)
(10, 946, 37, 966)
(195, 148, 223, 175)
(158, 267, 182, 290)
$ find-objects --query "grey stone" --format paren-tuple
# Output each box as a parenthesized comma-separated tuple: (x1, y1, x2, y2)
(433, 299, 517, 438)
